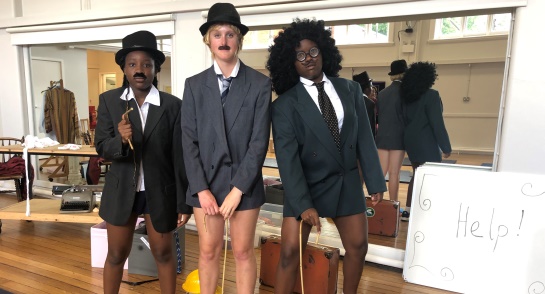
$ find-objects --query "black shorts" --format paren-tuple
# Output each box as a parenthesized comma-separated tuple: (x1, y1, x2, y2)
(132, 191, 149, 215)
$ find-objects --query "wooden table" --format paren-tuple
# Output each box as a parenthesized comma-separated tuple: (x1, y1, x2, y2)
(0, 199, 101, 223)
(0, 144, 99, 196)
(0, 144, 101, 233)
(0, 144, 98, 156)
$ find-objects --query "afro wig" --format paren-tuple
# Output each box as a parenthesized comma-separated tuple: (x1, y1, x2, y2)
(266, 18, 343, 95)
(400, 61, 438, 104)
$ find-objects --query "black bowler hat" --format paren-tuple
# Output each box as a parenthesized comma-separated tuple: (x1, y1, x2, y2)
(388, 59, 408, 76)
(199, 3, 249, 36)
(115, 31, 166, 66)
(353, 71, 372, 89)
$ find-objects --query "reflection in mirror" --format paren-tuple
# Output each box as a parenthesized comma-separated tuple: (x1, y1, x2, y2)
(29, 38, 172, 185)
(246, 13, 510, 259)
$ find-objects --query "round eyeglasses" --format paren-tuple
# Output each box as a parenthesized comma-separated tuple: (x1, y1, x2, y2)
(296, 47, 320, 62)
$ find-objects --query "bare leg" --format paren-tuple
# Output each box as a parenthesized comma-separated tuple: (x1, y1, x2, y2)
(386, 150, 406, 201)
(103, 213, 139, 294)
(333, 213, 368, 294)
(145, 214, 177, 294)
(274, 217, 312, 294)
(194, 208, 224, 294)
(377, 149, 390, 178)
(228, 208, 260, 294)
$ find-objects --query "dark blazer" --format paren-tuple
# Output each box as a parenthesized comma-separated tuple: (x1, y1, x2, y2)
(363, 94, 376, 138)
(376, 80, 405, 150)
(403, 88, 452, 163)
(95, 87, 191, 233)
(271, 77, 387, 219)
(181, 62, 271, 210)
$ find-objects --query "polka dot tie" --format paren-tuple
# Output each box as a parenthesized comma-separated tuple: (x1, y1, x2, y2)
(218, 75, 233, 106)
(174, 230, 182, 274)
(314, 81, 340, 152)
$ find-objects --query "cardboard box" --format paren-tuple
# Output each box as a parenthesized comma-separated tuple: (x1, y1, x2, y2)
(128, 225, 185, 277)
(90, 221, 128, 269)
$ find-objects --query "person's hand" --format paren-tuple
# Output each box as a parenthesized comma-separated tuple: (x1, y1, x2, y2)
(370, 192, 384, 206)
(369, 87, 377, 102)
(300, 208, 321, 233)
(220, 187, 243, 220)
(197, 189, 219, 215)
(443, 152, 451, 159)
(118, 114, 132, 144)
(177, 213, 191, 227)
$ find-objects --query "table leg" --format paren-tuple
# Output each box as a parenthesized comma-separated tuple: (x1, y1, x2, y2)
(67, 156, 84, 185)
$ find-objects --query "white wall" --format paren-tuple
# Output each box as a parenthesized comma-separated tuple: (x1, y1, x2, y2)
(0, 29, 26, 138)
(498, 0, 545, 173)
(172, 11, 210, 96)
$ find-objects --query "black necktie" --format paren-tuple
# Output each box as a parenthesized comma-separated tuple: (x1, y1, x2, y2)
(314, 81, 340, 151)
(218, 75, 233, 106)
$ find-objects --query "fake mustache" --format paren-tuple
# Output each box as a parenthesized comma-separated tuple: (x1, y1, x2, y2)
(219, 45, 231, 50)
(133, 73, 147, 79)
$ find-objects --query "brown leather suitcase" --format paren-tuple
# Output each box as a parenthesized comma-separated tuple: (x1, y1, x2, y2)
(259, 235, 339, 294)
(365, 197, 400, 237)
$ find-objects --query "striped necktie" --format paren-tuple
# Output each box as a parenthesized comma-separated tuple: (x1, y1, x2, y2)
(314, 81, 340, 151)
(218, 75, 233, 106)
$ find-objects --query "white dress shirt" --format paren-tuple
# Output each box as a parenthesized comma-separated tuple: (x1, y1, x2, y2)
(119, 85, 161, 192)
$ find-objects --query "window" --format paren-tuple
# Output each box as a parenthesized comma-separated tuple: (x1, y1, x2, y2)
(242, 22, 390, 49)
(433, 13, 510, 39)
(329, 23, 390, 45)
(243, 29, 282, 50)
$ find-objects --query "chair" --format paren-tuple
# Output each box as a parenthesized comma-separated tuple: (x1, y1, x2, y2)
(0, 137, 26, 202)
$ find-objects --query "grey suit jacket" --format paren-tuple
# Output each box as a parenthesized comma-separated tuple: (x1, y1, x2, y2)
(181, 62, 271, 210)
(95, 87, 191, 233)
(271, 77, 387, 219)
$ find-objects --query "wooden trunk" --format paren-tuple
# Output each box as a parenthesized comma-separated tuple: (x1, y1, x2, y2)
(259, 235, 339, 294)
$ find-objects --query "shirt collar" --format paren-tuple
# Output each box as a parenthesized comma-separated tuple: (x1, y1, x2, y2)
(300, 73, 330, 86)
(214, 59, 240, 78)
(119, 85, 161, 106)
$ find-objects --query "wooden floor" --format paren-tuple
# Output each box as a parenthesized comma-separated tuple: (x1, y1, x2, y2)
(0, 153, 490, 293)
(0, 197, 456, 294)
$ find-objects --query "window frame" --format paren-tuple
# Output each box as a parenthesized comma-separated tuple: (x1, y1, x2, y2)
(431, 13, 511, 41)
(242, 22, 394, 50)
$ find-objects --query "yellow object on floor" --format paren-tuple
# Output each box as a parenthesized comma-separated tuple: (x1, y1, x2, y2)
(182, 269, 222, 294)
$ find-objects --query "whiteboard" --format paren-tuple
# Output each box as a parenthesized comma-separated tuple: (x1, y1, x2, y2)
(403, 164, 545, 294)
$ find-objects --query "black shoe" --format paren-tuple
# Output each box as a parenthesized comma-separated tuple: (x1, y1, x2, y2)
(401, 211, 410, 222)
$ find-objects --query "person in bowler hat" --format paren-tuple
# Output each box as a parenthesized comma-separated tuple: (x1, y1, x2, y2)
(94, 30, 192, 294)
(181, 3, 271, 293)
(375, 59, 407, 205)
(353, 71, 377, 138)
(267, 18, 386, 294)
